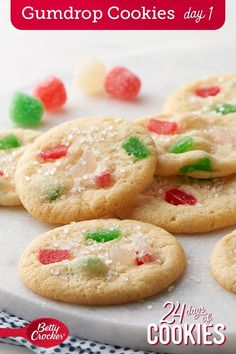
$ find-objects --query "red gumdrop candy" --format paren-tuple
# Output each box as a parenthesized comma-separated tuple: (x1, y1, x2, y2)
(195, 86, 220, 98)
(39, 249, 71, 265)
(39, 145, 68, 162)
(95, 171, 113, 188)
(33, 77, 67, 110)
(0, 170, 4, 176)
(135, 250, 154, 266)
(165, 188, 197, 206)
(147, 119, 178, 135)
(104, 66, 141, 100)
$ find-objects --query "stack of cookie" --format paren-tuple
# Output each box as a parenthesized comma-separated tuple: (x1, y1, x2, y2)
(2, 73, 236, 305)
(118, 73, 236, 234)
(13, 116, 186, 304)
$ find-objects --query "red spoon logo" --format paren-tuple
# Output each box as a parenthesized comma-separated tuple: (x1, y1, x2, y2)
(0, 318, 69, 348)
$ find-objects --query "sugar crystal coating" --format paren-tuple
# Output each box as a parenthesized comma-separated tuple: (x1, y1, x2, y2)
(169, 136, 194, 154)
(85, 229, 121, 243)
(76, 58, 106, 95)
(33, 77, 67, 110)
(122, 136, 150, 160)
(10, 92, 44, 127)
(0, 134, 21, 150)
(15, 117, 156, 224)
(104, 66, 141, 100)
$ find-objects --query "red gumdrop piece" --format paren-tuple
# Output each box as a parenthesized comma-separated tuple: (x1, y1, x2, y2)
(135, 250, 154, 266)
(147, 119, 178, 135)
(0, 170, 4, 176)
(165, 188, 197, 206)
(33, 77, 67, 110)
(39, 145, 68, 162)
(95, 171, 113, 188)
(104, 66, 141, 100)
(39, 249, 71, 265)
(195, 86, 220, 98)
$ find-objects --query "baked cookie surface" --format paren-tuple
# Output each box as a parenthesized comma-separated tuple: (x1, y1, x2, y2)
(211, 231, 236, 294)
(0, 129, 40, 206)
(163, 72, 236, 114)
(15, 117, 156, 224)
(19, 219, 186, 305)
(116, 175, 236, 234)
(138, 112, 236, 179)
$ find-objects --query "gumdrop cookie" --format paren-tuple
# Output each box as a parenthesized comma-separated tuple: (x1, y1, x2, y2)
(163, 72, 236, 115)
(116, 175, 236, 234)
(15, 117, 157, 224)
(211, 230, 236, 294)
(19, 219, 186, 305)
(0, 129, 40, 206)
(138, 112, 236, 179)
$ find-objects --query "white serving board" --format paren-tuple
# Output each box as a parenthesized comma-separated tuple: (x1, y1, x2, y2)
(0, 44, 236, 353)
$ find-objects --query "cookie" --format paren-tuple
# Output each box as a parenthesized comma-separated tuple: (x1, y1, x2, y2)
(138, 112, 236, 179)
(116, 175, 236, 234)
(163, 72, 236, 115)
(0, 129, 41, 206)
(15, 117, 157, 224)
(19, 219, 186, 305)
(211, 230, 236, 294)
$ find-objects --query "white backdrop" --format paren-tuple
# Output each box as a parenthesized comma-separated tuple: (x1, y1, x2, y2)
(0, 1, 235, 96)
(0, 1, 235, 353)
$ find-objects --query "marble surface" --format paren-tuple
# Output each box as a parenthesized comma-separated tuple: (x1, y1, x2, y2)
(0, 344, 31, 354)
(0, 46, 236, 352)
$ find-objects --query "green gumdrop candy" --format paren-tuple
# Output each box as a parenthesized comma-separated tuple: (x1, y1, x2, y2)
(169, 136, 194, 154)
(122, 136, 150, 160)
(10, 92, 44, 127)
(86, 229, 121, 243)
(180, 157, 213, 174)
(46, 188, 61, 202)
(212, 103, 236, 115)
(0, 134, 21, 150)
(71, 256, 108, 276)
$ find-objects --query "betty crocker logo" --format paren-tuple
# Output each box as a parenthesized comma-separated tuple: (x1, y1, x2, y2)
(0, 318, 69, 348)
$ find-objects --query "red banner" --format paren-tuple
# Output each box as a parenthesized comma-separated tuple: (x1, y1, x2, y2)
(11, 0, 225, 30)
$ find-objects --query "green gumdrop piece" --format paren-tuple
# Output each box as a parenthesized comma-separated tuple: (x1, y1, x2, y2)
(10, 92, 44, 127)
(71, 256, 108, 276)
(169, 136, 194, 154)
(86, 229, 121, 243)
(0, 134, 21, 150)
(122, 136, 150, 160)
(46, 188, 61, 202)
(180, 157, 213, 174)
(212, 103, 236, 115)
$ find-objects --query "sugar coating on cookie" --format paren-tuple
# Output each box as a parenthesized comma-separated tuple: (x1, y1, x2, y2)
(163, 73, 236, 115)
(211, 231, 236, 294)
(116, 175, 236, 234)
(15, 117, 156, 224)
(138, 112, 236, 179)
(19, 219, 186, 305)
(0, 129, 41, 206)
